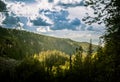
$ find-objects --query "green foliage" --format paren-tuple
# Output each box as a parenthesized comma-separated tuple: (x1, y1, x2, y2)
(0, 27, 98, 59)
(0, 46, 118, 82)
(34, 50, 69, 73)
(84, 0, 120, 81)
(0, 57, 18, 82)
(73, 46, 83, 69)
(15, 57, 48, 82)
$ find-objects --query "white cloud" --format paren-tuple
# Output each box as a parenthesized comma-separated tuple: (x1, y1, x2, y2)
(68, 6, 94, 20)
(59, 0, 82, 4)
(7, 2, 39, 17)
(36, 26, 52, 32)
(36, 0, 54, 10)
(53, 0, 59, 4)
(68, 6, 105, 31)
(0, 13, 6, 25)
(5, 1, 53, 26)
(2, 0, 105, 44)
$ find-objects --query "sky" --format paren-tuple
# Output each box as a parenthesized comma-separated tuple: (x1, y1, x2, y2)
(0, 0, 105, 45)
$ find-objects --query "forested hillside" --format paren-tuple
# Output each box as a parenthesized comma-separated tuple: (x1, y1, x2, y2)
(0, 27, 98, 59)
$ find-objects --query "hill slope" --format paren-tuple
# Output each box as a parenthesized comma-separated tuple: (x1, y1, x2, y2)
(0, 27, 98, 59)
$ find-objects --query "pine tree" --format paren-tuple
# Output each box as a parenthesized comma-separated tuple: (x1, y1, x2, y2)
(73, 46, 83, 70)
(69, 55, 72, 70)
(88, 39, 92, 56)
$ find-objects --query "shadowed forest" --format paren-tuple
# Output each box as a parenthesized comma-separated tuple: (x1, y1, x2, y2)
(0, 0, 120, 82)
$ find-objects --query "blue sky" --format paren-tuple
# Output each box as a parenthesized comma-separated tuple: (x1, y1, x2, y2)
(0, 0, 105, 44)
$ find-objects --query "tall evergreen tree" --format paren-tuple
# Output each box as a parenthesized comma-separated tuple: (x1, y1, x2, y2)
(69, 55, 72, 71)
(87, 39, 92, 56)
(73, 46, 83, 70)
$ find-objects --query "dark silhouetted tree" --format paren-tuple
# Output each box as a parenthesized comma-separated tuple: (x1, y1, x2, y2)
(0, 0, 6, 12)
(88, 39, 93, 56)
(73, 46, 83, 70)
(84, 0, 120, 81)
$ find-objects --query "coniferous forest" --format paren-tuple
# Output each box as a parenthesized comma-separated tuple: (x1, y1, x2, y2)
(0, 0, 120, 82)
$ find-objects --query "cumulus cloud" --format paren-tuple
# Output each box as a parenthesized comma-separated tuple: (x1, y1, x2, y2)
(2, 0, 104, 31)
(36, 26, 52, 32)
(2, 13, 19, 28)
(35, 0, 84, 8)
(0, 13, 6, 25)
(6, 2, 39, 17)
(0, 0, 105, 44)
(55, 0, 84, 8)
(44, 9, 82, 30)
(30, 17, 51, 26)
(5, 0, 36, 4)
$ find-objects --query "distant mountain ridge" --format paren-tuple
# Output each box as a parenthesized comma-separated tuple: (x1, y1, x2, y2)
(0, 27, 98, 59)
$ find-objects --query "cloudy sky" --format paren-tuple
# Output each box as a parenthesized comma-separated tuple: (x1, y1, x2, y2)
(0, 0, 105, 45)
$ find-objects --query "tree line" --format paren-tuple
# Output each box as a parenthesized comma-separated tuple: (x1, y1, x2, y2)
(0, 42, 117, 82)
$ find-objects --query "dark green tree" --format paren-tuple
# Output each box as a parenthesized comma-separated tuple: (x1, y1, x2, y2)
(73, 46, 83, 70)
(84, 0, 120, 81)
(69, 55, 72, 71)
(15, 57, 47, 82)
(87, 39, 93, 56)
(0, 0, 6, 12)
(84, 0, 120, 56)
(84, 39, 93, 66)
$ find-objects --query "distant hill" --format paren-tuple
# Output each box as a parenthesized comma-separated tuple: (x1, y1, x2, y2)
(0, 27, 98, 59)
